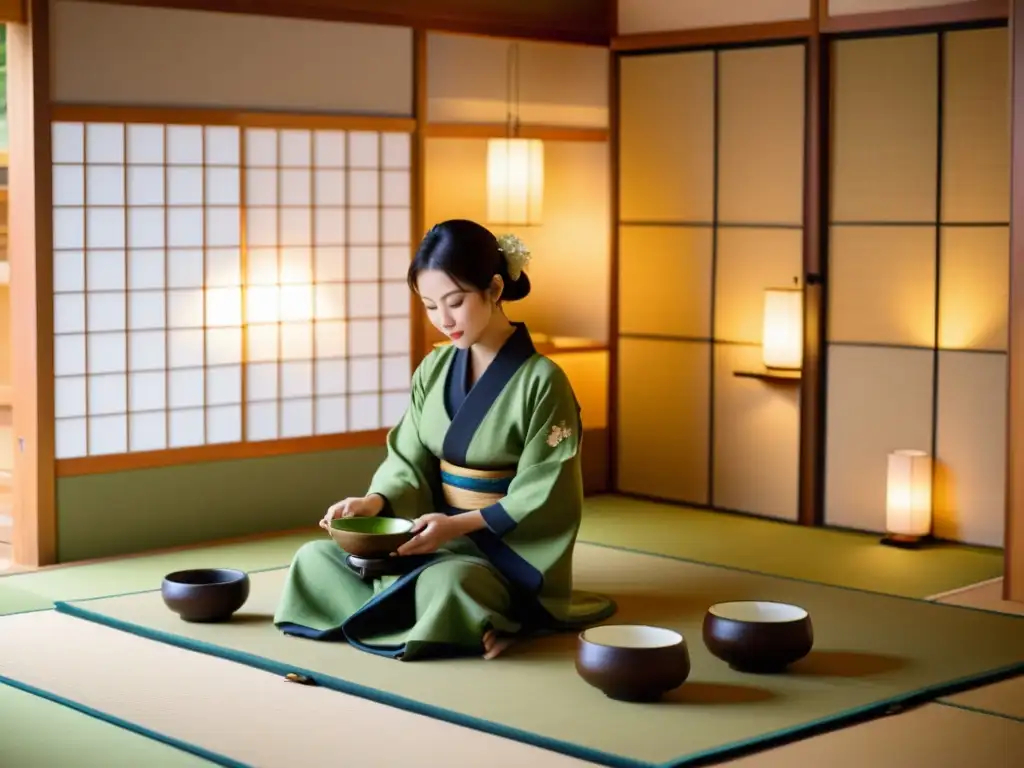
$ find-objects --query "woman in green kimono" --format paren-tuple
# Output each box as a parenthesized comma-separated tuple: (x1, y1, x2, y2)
(273, 219, 615, 660)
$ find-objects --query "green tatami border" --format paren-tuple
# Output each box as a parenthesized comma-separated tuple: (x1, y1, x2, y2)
(53, 545, 1024, 768)
(0, 673, 248, 768)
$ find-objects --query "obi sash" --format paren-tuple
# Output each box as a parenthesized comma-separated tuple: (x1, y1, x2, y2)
(439, 460, 514, 511)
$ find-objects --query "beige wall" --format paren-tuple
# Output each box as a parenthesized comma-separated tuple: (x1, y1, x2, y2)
(617, 44, 805, 520)
(423, 138, 610, 342)
(51, 1, 413, 115)
(825, 28, 1009, 547)
(427, 33, 608, 128)
(617, 0, 810, 35)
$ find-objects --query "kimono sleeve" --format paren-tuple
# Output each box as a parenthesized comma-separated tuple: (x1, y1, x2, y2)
(365, 357, 438, 520)
(479, 367, 583, 537)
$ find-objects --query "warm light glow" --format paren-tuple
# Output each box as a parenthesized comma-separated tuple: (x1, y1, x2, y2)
(886, 450, 933, 539)
(762, 287, 803, 370)
(487, 138, 544, 226)
(206, 288, 242, 327)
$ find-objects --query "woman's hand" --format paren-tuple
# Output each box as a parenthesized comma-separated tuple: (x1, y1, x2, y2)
(394, 513, 463, 556)
(319, 494, 385, 531)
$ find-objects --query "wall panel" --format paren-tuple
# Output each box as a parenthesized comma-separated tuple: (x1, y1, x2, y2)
(616, 43, 805, 520)
(712, 344, 799, 519)
(825, 345, 935, 533)
(828, 226, 937, 347)
(618, 0, 810, 35)
(717, 45, 805, 226)
(618, 226, 712, 338)
(939, 226, 1009, 351)
(831, 34, 938, 223)
(52, 1, 413, 115)
(426, 33, 609, 128)
(824, 28, 1010, 544)
(714, 228, 802, 345)
(617, 337, 709, 504)
(619, 52, 714, 223)
(942, 28, 1010, 223)
(935, 351, 1007, 547)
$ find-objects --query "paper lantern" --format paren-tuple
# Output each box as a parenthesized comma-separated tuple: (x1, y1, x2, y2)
(762, 287, 803, 370)
(486, 138, 544, 226)
(883, 450, 933, 547)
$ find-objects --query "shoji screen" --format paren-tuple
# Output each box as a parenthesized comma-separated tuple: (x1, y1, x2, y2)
(616, 44, 806, 518)
(50, 120, 413, 460)
(825, 27, 1009, 546)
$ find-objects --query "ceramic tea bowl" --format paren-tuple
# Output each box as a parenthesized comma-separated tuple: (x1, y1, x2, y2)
(328, 516, 416, 558)
(161, 568, 250, 623)
(576, 624, 691, 702)
(703, 600, 813, 674)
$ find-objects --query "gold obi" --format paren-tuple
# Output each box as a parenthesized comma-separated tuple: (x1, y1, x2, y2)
(439, 460, 515, 511)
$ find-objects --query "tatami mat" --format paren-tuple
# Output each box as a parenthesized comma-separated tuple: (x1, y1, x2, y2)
(2, 610, 1022, 768)
(934, 578, 1024, 722)
(0, 672, 214, 768)
(55, 543, 1024, 767)
(0, 611, 592, 768)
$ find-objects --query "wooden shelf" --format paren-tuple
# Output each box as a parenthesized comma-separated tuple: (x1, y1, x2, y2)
(734, 369, 802, 384)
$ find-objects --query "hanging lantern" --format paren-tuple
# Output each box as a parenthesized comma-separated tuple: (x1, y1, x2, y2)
(486, 138, 544, 226)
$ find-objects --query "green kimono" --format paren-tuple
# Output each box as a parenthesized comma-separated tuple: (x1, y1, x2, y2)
(273, 322, 616, 660)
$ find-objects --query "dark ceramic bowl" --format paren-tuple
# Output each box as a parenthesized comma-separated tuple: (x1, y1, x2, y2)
(703, 600, 813, 674)
(576, 624, 691, 702)
(161, 568, 250, 623)
(328, 516, 415, 558)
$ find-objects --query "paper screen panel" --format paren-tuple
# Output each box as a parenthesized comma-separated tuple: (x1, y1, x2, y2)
(938, 226, 1009, 352)
(426, 34, 608, 128)
(717, 44, 805, 226)
(618, 225, 712, 338)
(619, 51, 714, 223)
(941, 27, 1010, 224)
(52, 120, 413, 460)
(828, 225, 936, 347)
(824, 345, 935, 533)
(934, 351, 1007, 547)
(616, 338, 709, 504)
(52, 121, 245, 459)
(714, 228, 802, 345)
(831, 34, 938, 223)
(712, 344, 799, 520)
(618, 0, 810, 35)
(243, 127, 412, 442)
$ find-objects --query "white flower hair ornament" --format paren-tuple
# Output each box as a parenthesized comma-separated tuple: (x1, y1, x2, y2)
(496, 233, 532, 281)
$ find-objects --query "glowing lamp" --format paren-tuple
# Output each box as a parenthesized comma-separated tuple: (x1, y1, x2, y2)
(883, 449, 933, 548)
(762, 287, 803, 370)
(486, 138, 544, 226)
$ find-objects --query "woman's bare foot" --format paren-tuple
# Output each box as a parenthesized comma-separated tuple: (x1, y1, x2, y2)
(482, 628, 517, 660)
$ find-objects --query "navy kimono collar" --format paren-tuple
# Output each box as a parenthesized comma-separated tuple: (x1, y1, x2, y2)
(442, 322, 537, 466)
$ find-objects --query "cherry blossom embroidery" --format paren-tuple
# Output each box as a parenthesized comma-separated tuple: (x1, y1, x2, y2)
(547, 421, 573, 447)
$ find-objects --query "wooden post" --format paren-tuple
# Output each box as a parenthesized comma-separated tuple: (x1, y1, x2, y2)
(7, 0, 56, 567)
(1006, 0, 1024, 603)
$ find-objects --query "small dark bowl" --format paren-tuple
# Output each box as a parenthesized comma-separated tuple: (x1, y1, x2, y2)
(703, 600, 813, 674)
(161, 568, 250, 623)
(576, 624, 691, 702)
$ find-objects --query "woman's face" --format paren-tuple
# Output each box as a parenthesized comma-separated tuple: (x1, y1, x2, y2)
(416, 269, 495, 349)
